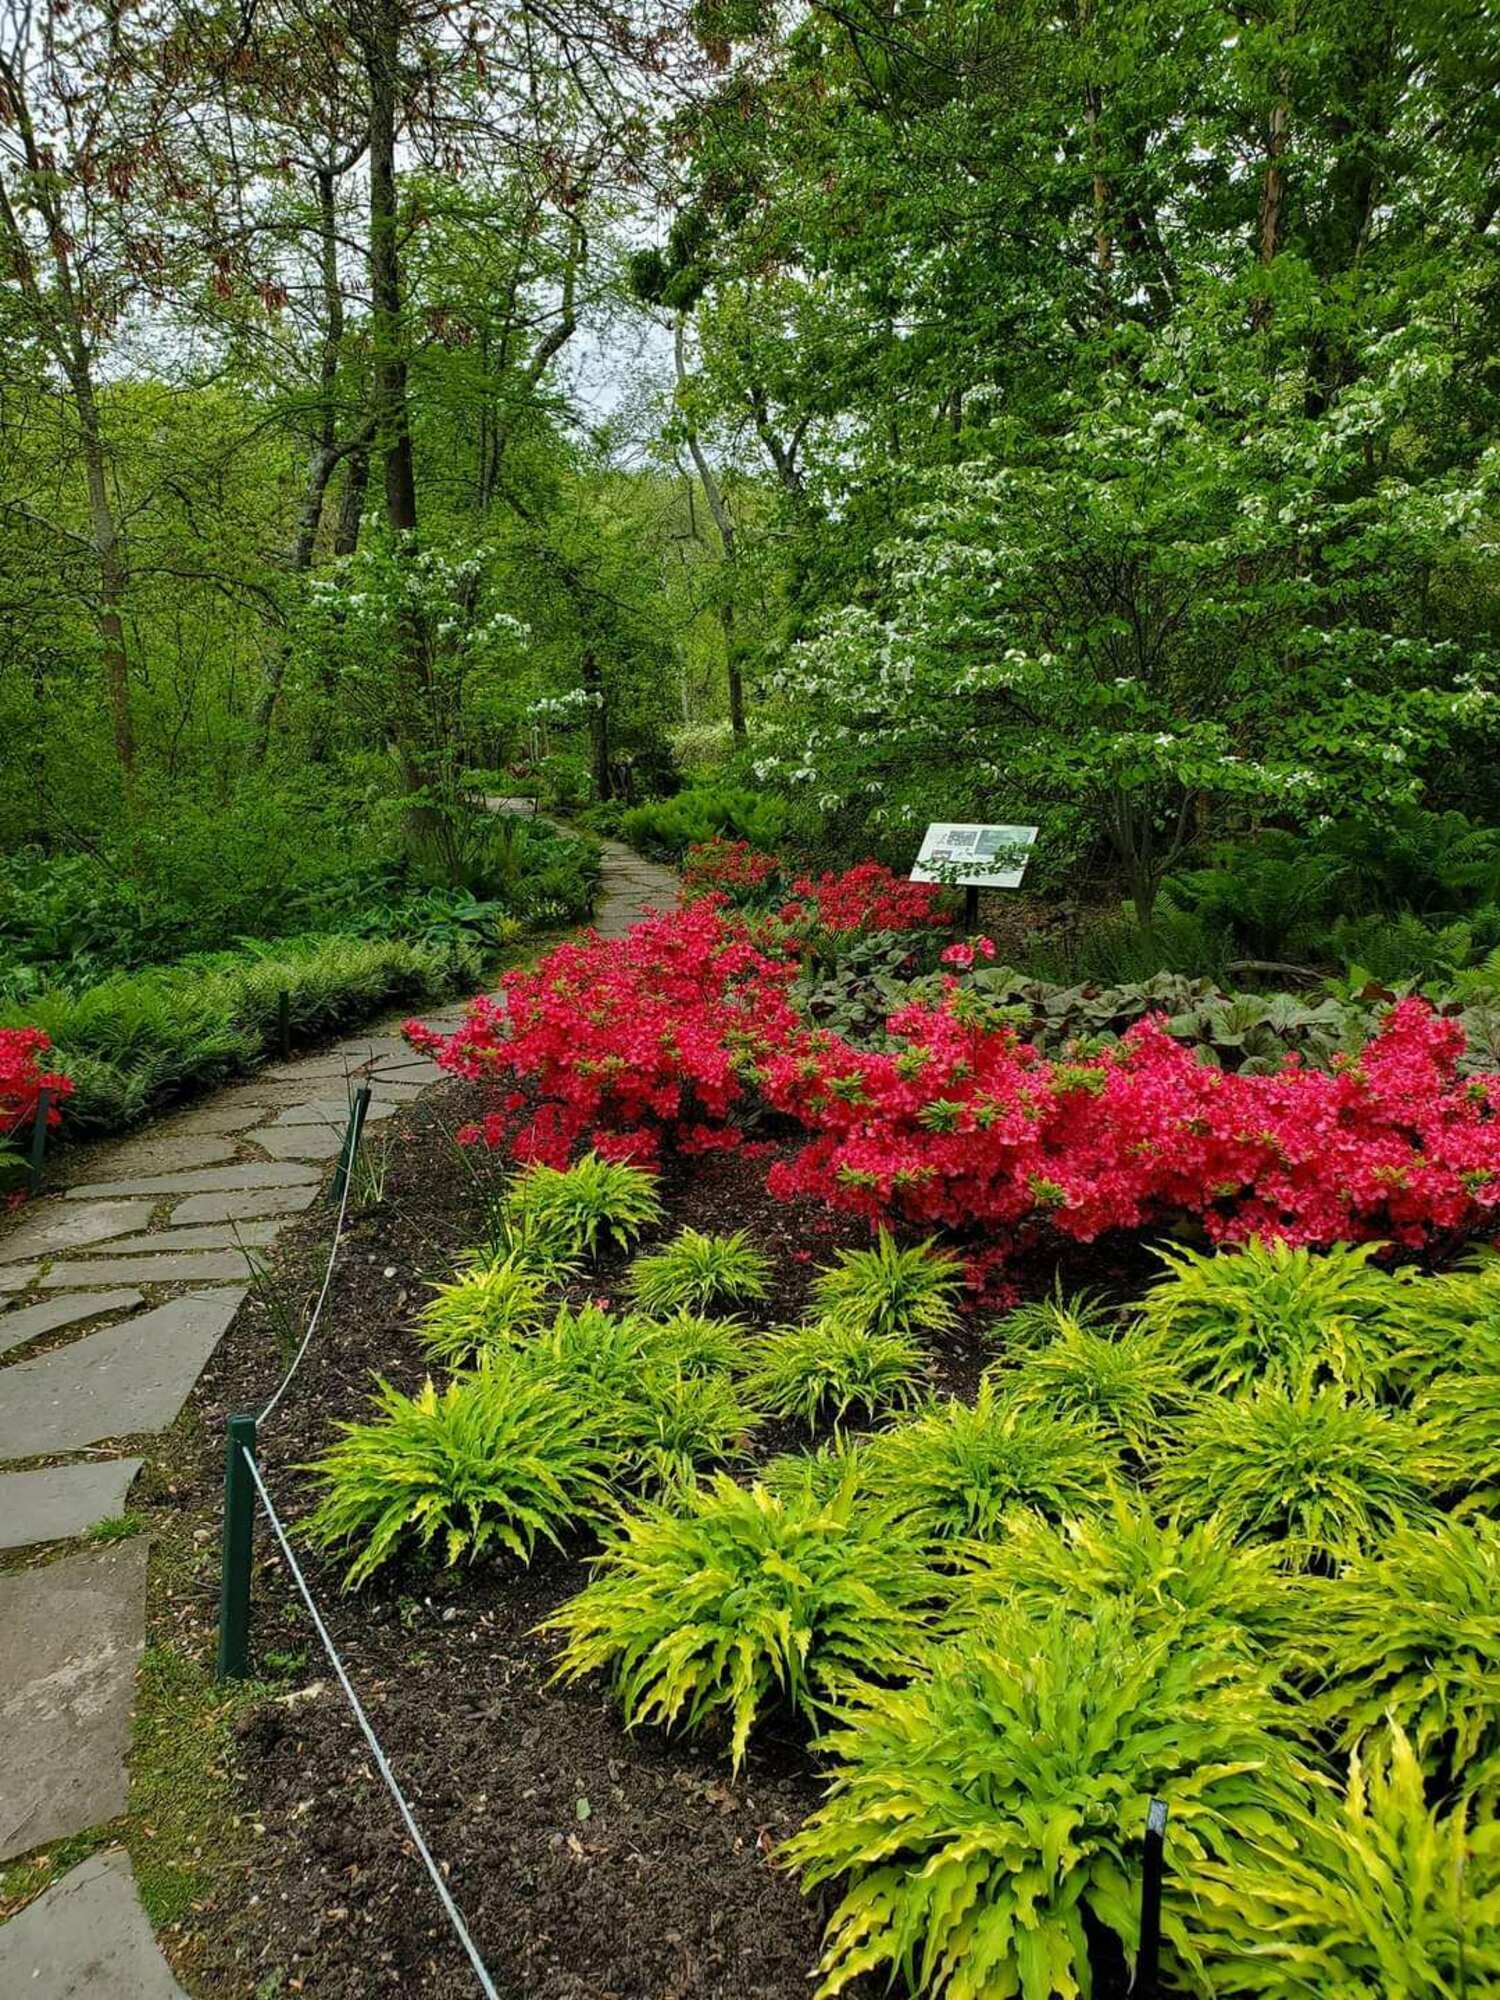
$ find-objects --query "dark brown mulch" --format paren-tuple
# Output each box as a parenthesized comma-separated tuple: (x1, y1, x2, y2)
(155, 1080, 1153, 1999)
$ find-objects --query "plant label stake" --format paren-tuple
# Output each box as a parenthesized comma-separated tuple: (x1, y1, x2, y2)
(27, 1085, 53, 1194)
(331, 1084, 373, 1205)
(217, 1413, 258, 1680)
(1133, 1797, 1169, 1996)
(277, 988, 291, 1060)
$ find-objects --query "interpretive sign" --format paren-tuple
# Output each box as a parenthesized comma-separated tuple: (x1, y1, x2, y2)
(910, 823, 1038, 890)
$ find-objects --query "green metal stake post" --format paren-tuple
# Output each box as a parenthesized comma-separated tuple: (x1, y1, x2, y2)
(27, 1085, 53, 1194)
(217, 1414, 258, 1680)
(330, 1084, 373, 1207)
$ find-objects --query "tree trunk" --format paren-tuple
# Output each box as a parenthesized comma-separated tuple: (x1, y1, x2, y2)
(367, 0, 418, 541)
(675, 314, 747, 745)
(582, 648, 611, 800)
(73, 365, 135, 780)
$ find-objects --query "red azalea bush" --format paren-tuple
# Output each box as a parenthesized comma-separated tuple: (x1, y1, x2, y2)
(0, 1026, 73, 1139)
(406, 899, 800, 1167)
(680, 838, 784, 905)
(762, 996, 1500, 1250)
(411, 886, 1500, 1258)
(778, 860, 946, 937)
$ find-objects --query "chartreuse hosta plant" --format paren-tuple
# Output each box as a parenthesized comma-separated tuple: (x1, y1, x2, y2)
(1137, 1239, 1399, 1396)
(544, 1475, 935, 1771)
(784, 1604, 1308, 2000)
(303, 1360, 611, 1588)
(750, 1319, 928, 1430)
(986, 1284, 1122, 1356)
(417, 1257, 554, 1368)
(1385, 1254, 1500, 1387)
(811, 1231, 963, 1340)
(990, 1321, 1190, 1457)
(1301, 1516, 1500, 1808)
(866, 1382, 1118, 1540)
(502, 1152, 663, 1257)
(1154, 1378, 1441, 1567)
(946, 1498, 1291, 1657)
(1191, 1726, 1500, 1997)
(627, 1227, 771, 1316)
(1416, 1368, 1500, 1510)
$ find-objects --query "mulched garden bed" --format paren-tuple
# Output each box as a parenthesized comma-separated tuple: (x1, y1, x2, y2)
(152, 1074, 1156, 1999)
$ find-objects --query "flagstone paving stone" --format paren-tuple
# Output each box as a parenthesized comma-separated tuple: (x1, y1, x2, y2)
(249, 1123, 348, 1161)
(169, 1185, 319, 1225)
(0, 1291, 144, 1360)
(0, 1200, 157, 1265)
(0, 1263, 39, 1293)
(0, 1848, 188, 1998)
(40, 1250, 264, 1288)
(64, 1222, 280, 1257)
(0, 1459, 143, 1551)
(70, 1161, 320, 1200)
(163, 1101, 268, 1135)
(64, 1132, 238, 1180)
(0, 1290, 245, 1460)
(0, 1544, 147, 1862)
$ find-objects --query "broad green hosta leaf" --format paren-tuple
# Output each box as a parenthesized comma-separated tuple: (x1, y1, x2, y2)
(812, 1230, 964, 1339)
(1137, 1239, 1400, 1396)
(1152, 1378, 1441, 1567)
(946, 1498, 1293, 1657)
(543, 1474, 936, 1770)
(628, 1227, 771, 1315)
(301, 1361, 612, 1587)
(1299, 1516, 1500, 1808)
(1193, 1725, 1500, 1997)
(785, 1603, 1309, 2000)
(867, 1381, 1119, 1539)
(749, 1317, 928, 1429)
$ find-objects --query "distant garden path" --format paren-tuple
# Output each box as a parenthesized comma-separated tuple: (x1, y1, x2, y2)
(0, 837, 676, 1996)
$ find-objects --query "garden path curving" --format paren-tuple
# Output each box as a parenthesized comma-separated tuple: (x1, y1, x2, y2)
(0, 837, 676, 1996)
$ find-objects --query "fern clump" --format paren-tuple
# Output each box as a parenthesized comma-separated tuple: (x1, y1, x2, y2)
(544, 1475, 934, 1770)
(867, 1381, 1118, 1539)
(1154, 1379, 1440, 1565)
(948, 1498, 1291, 1655)
(302, 1362, 610, 1587)
(991, 1320, 1190, 1455)
(1192, 1726, 1500, 1997)
(628, 1227, 771, 1316)
(502, 1151, 663, 1256)
(785, 1603, 1307, 2000)
(1301, 1516, 1500, 1805)
(812, 1230, 963, 1338)
(417, 1257, 554, 1367)
(750, 1318, 927, 1429)
(1138, 1238, 1398, 1395)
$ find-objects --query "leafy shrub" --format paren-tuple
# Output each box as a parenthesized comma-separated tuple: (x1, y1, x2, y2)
(991, 1320, 1190, 1456)
(785, 1604, 1306, 2000)
(1301, 1517, 1500, 1805)
(811, 1231, 963, 1340)
(302, 1364, 612, 1587)
(749, 1319, 928, 1429)
(947, 1499, 1290, 1655)
(1386, 1255, 1500, 1387)
(608, 1370, 762, 1490)
(501, 1152, 664, 1256)
(544, 1475, 934, 1769)
(1163, 839, 1346, 962)
(867, 1383, 1118, 1539)
(760, 1435, 873, 1507)
(1154, 1380, 1440, 1565)
(417, 1259, 555, 1368)
(627, 1227, 770, 1316)
(1136, 1240, 1399, 1396)
(620, 785, 789, 861)
(1192, 1726, 1500, 1998)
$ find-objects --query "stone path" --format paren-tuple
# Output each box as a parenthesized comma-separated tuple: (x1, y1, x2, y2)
(0, 836, 676, 1994)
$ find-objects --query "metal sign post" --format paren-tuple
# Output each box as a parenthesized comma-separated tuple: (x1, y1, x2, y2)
(1133, 1797, 1169, 1996)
